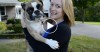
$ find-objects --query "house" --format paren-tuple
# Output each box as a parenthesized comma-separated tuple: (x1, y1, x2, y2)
(0, 0, 22, 21)
(0, 0, 50, 22)
(15, 0, 51, 18)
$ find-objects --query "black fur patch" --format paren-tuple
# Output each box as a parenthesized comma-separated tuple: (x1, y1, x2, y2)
(36, 4, 42, 10)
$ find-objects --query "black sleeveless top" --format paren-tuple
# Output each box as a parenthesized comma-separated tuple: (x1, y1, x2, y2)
(23, 20, 71, 52)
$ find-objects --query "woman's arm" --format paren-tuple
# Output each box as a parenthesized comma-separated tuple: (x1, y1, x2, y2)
(25, 21, 59, 50)
(49, 24, 71, 52)
(21, 13, 59, 49)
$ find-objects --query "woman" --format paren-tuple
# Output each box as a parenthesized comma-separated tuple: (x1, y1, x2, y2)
(21, 0, 74, 52)
(37, 0, 74, 52)
(35, 0, 74, 52)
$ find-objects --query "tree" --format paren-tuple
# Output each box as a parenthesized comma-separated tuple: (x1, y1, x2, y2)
(18, 0, 31, 2)
(85, 1, 100, 22)
(73, 0, 100, 23)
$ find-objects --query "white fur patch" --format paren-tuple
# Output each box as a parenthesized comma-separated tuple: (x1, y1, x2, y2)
(31, 2, 38, 11)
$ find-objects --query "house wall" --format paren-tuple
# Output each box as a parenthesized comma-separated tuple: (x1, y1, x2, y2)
(6, 6, 16, 19)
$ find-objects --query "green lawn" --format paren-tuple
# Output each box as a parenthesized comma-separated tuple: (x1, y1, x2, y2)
(68, 36, 100, 52)
(84, 22, 100, 26)
(0, 41, 26, 52)
(0, 36, 100, 52)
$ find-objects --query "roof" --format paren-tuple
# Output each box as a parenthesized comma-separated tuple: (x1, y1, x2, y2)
(0, 0, 19, 3)
(0, 0, 21, 6)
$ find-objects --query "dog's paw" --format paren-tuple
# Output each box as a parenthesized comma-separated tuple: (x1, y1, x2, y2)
(45, 39, 59, 49)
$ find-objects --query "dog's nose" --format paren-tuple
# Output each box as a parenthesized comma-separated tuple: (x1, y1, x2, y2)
(34, 10, 40, 15)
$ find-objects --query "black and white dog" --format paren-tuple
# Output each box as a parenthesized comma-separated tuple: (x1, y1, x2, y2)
(21, 0, 59, 52)
(22, 1, 45, 35)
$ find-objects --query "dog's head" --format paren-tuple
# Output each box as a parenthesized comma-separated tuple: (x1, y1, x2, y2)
(21, 0, 45, 21)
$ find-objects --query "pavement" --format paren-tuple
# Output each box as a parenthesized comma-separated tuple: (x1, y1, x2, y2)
(71, 22, 100, 39)
(0, 39, 25, 44)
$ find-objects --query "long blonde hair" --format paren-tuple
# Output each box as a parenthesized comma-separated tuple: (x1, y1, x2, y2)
(62, 0, 75, 26)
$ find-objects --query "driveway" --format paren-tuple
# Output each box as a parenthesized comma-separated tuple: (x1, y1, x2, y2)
(71, 22, 100, 39)
(0, 39, 25, 44)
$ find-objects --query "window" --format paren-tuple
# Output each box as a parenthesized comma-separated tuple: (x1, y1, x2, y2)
(19, 9, 21, 14)
(0, 6, 6, 15)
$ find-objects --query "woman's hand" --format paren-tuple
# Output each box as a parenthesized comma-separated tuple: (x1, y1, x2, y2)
(30, 30, 60, 50)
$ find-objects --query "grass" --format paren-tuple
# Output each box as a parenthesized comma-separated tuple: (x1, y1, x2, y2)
(84, 22, 100, 26)
(0, 41, 26, 52)
(0, 36, 100, 52)
(68, 35, 100, 52)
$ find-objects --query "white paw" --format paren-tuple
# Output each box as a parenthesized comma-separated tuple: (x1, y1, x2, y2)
(45, 39, 59, 49)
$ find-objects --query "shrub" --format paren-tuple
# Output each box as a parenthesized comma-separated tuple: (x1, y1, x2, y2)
(0, 22, 7, 34)
(7, 24, 13, 30)
(7, 18, 15, 24)
(13, 24, 22, 33)
(7, 19, 22, 33)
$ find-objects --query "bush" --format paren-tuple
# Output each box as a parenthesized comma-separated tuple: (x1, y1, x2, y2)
(0, 22, 7, 34)
(7, 24, 13, 30)
(13, 24, 23, 33)
(14, 19, 21, 24)
(7, 19, 22, 33)
(7, 18, 15, 24)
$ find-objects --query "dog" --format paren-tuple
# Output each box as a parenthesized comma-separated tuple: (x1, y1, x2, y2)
(21, 0, 59, 52)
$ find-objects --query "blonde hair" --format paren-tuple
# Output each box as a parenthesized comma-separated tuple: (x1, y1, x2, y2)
(62, 0, 75, 26)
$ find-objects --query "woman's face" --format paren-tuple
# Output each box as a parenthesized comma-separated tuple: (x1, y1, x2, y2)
(50, 0, 64, 20)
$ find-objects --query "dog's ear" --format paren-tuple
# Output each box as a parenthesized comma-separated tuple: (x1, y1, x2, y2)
(34, 0, 43, 5)
(21, 3, 26, 10)
(36, 0, 43, 10)
(38, 0, 43, 5)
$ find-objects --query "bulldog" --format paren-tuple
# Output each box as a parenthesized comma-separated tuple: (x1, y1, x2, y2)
(21, 0, 59, 52)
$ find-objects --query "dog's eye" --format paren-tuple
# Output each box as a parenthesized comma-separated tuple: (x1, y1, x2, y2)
(27, 7, 34, 14)
(27, 7, 34, 12)
(36, 4, 42, 10)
